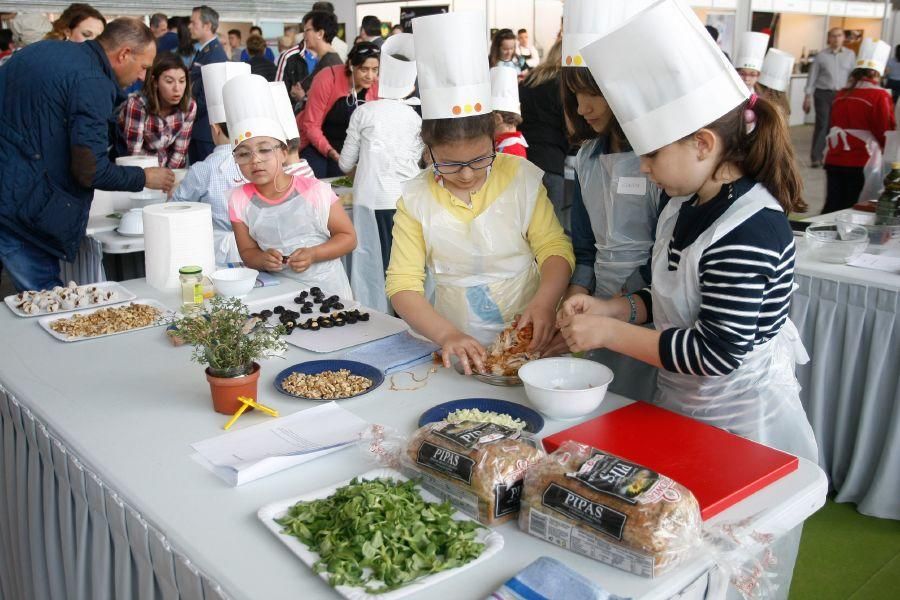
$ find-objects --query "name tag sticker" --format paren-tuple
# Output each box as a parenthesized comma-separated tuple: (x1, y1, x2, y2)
(617, 177, 647, 196)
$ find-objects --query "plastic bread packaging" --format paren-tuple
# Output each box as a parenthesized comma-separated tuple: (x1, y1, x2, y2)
(399, 420, 546, 526)
(519, 441, 702, 578)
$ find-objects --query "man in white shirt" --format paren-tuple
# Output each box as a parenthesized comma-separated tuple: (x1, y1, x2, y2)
(804, 28, 856, 167)
(516, 28, 539, 70)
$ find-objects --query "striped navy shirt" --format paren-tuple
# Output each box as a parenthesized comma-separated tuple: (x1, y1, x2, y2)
(640, 179, 795, 376)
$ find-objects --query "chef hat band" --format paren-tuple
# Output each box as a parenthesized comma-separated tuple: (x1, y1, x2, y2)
(581, 0, 749, 156)
(413, 11, 491, 120)
(735, 32, 770, 72)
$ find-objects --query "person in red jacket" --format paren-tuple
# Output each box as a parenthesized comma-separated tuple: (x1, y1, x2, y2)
(490, 65, 528, 158)
(823, 39, 896, 214)
(297, 41, 380, 178)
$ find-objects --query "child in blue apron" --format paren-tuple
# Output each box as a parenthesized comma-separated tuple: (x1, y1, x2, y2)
(222, 73, 355, 299)
(558, 2, 817, 596)
(386, 11, 574, 375)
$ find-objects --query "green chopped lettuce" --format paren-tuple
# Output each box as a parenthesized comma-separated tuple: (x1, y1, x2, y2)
(275, 477, 485, 593)
(330, 176, 354, 188)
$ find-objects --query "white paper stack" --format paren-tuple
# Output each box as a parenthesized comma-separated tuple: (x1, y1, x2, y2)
(143, 202, 216, 290)
(116, 155, 160, 196)
(191, 402, 370, 486)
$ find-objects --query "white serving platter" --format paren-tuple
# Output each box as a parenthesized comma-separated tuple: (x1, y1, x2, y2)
(4, 281, 136, 318)
(284, 309, 408, 353)
(36, 299, 173, 343)
(257, 468, 504, 600)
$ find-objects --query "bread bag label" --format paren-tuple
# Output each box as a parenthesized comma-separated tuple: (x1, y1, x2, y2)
(432, 422, 519, 449)
(568, 453, 660, 505)
(416, 441, 475, 484)
(493, 480, 524, 518)
(541, 483, 628, 540)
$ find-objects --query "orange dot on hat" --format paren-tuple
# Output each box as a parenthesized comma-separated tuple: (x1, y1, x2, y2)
(474, 102, 482, 112)
(452, 105, 462, 115)
(245, 131, 252, 138)
(565, 55, 573, 65)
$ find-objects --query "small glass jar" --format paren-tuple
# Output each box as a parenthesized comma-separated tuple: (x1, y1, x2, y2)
(179, 266, 203, 307)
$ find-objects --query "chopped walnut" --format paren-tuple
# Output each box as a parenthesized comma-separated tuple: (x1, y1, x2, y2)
(49, 303, 161, 338)
(281, 369, 373, 399)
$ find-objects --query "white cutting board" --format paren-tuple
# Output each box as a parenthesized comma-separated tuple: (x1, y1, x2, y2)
(284, 309, 408, 353)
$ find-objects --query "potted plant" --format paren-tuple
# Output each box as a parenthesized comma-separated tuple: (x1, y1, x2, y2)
(175, 296, 286, 414)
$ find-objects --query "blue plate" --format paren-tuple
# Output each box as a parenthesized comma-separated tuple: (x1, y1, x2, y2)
(275, 360, 384, 401)
(418, 398, 544, 434)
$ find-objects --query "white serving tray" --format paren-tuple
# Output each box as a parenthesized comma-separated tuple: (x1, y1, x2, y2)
(4, 281, 136, 318)
(257, 468, 504, 600)
(284, 309, 408, 353)
(37, 299, 173, 343)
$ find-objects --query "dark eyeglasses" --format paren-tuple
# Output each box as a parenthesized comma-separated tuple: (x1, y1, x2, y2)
(429, 147, 496, 175)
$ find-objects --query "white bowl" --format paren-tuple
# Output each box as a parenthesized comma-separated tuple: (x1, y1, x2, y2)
(118, 209, 144, 235)
(518, 357, 614, 420)
(835, 212, 900, 254)
(804, 223, 868, 263)
(211, 268, 259, 298)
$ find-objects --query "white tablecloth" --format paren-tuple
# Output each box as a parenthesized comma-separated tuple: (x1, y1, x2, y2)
(0, 277, 827, 600)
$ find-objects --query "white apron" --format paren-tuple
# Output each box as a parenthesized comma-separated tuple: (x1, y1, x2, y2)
(402, 164, 542, 346)
(245, 188, 352, 299)
(213, 229, 241, 266)
(576, 139, 661, 297)
(650, 184, 818, 600)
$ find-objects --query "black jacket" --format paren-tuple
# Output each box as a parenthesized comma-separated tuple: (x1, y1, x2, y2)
(519, 77, 568, 176)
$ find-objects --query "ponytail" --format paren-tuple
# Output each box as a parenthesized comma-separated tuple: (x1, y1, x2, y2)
(704, 94, 804, 213)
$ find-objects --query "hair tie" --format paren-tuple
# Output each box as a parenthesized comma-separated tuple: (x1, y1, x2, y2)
(744, 93, 758, 133)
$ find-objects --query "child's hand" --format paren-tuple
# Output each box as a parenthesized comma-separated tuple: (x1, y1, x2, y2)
(517, 301, 557, 352)
(558, 293, 606, 318)
(260, 249, 283, 272)
(287, 247, 317, 272)
(439, 331, 486, 375)
(543, 330, 572, 357)
(557, 314, 610, 354)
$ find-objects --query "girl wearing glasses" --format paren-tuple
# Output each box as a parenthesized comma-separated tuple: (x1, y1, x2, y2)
(386, 11, 574, 375)
(224, 74, 356, 299)
(298, 41, 381, 178)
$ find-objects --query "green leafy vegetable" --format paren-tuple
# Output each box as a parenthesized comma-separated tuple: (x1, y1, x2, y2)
(275, 477, 485, 593)
(330, 176, 354, 189)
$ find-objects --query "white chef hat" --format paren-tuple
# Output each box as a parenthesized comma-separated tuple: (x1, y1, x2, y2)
(856, 38, 891, 77)
(223, 74, 286, 148)
(581, 0, 750, 156)
(562, 0, 652, 67)
(758, 48, 795, 93)
(490, 67, 520, 115)
(413, 11, 491, 120)
(379, 33, 418, 101)
(735, 32, 770, 72)
(202, 62, 251, 124)
(269, 83, 300, 142)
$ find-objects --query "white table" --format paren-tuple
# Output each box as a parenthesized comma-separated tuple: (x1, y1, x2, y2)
(0, 278, 827, 600)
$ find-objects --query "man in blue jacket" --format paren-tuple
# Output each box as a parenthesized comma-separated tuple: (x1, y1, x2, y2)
(187, 5, 228, 163)
(0, 18, 175, 292)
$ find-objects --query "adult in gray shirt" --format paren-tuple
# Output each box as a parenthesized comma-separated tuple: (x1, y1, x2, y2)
(804, 28, 856, 167)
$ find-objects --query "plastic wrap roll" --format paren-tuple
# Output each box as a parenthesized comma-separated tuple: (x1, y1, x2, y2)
(143, 203, 216, 290)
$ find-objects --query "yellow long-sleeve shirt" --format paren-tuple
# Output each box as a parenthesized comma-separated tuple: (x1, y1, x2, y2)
(385, 153, 575, 298)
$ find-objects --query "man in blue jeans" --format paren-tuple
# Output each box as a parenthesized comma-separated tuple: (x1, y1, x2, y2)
(0, 18, 175, 292)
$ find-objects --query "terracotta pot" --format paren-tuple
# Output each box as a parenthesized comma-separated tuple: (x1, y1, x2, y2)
(205, 362, 261, 415)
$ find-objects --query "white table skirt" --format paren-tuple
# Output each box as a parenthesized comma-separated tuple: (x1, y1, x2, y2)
(0, 277, 826, 600)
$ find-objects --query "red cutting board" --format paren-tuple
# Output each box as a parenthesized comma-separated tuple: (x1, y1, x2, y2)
(542, 402, 798, 520)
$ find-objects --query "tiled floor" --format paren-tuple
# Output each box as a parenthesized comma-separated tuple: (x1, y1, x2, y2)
(792, 124, 827, 217)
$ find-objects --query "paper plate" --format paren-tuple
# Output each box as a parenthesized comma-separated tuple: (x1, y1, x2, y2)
(274, 360, 384, 401)
(418, 398, 544, 434)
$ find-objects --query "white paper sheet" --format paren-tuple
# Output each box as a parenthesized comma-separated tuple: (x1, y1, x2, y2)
(847, 253, 900, 274)
(191, 402, 369, 486)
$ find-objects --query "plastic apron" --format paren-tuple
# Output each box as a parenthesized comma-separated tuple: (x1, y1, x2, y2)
(350, 101, 422, 313)
(650, 185, 818, 600)
(245, 186, 353, 299)
(825, 126, 883, 203)
(214, 157, 246, 266)
(576, 139, 661, 297)
(402, 167, 542, 346)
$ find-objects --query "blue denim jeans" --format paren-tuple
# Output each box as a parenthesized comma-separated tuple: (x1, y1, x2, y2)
(0, 225, 63, 292)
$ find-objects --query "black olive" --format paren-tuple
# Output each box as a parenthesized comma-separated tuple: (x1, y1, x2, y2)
(260, 309, 273, 319)
(310, 287, 321, 295)
(333, 303, 344, 310)
(285, 324, 295, 335)
(320, 305, 331, 313)
(334, 318, 345, 327)
(298, 321, 310, 330)
(310, 321, 320, 330)
(294, 296, 304, 304)
(301, 307, 312, 314)
(347, 316, 358, 324)
(274, 306, 285, 314)
(320, 319, 334, 328)
(359, 312, 370, 321)
(327, 295, 339, 303)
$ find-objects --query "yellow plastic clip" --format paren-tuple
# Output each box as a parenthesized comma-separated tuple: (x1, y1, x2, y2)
(223, 396, 280, 430)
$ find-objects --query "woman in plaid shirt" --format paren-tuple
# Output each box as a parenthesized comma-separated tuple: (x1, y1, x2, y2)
(118, 53, 197, 169)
